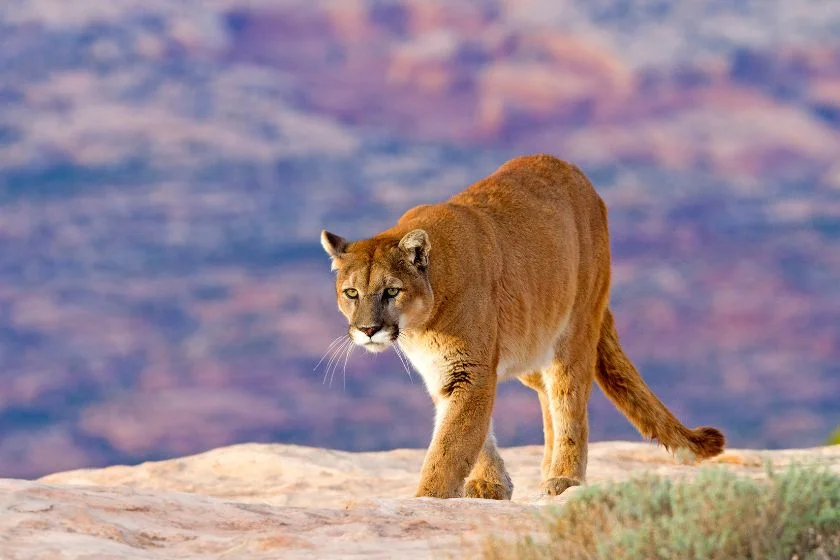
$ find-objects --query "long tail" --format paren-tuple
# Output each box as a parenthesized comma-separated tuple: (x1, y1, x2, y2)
(595, 308, 725, 460)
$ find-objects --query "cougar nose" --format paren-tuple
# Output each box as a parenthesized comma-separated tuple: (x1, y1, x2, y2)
(359, 325, 381, 338)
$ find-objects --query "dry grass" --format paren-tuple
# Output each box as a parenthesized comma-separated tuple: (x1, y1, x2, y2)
(483, 466, 840, 560)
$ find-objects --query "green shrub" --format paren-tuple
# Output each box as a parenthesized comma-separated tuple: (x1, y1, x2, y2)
(828, 427, 840, 446)
(484, 466, 840, 560)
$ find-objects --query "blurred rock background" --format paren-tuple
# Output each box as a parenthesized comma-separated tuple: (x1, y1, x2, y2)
(0, 0, 838, 477)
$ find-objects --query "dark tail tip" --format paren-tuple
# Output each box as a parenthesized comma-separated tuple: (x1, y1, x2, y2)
(689, 426, 726, 459)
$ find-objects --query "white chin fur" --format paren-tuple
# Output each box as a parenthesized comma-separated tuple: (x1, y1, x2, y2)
(362, 341, 390, 353)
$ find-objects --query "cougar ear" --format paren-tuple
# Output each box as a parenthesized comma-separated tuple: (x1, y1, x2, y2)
(398, 229, 430, 269)
(321, 230, 348, 269)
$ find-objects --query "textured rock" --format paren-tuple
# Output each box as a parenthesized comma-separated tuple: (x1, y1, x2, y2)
(2, 442, 838, 559)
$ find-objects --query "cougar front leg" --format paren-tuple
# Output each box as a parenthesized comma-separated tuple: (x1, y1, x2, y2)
(416, 366, 496, 498)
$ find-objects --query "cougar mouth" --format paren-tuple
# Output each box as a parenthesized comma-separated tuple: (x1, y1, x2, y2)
(350, 325, 398, 353)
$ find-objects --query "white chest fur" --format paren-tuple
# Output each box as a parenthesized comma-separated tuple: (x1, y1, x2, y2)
(399, 335, 562, 392)
(397, 338, 446, 396)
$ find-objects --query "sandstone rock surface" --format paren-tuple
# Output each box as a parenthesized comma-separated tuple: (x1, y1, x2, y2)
(2, 442, 838, 559)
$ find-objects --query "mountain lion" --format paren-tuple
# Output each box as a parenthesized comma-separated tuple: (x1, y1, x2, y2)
(320, 154, 725, 499)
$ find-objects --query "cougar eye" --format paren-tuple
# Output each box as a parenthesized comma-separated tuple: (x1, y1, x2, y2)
(343, 288, 359, 299)
(384, 287, 400, 298)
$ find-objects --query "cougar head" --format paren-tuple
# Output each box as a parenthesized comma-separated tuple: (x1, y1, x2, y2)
(320, 229, 433, 353)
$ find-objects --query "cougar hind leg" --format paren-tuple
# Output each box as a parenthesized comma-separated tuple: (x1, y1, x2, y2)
(539, 331, 598, 496)
(464, 424, 514, 500)
(518, 372, 554, 480)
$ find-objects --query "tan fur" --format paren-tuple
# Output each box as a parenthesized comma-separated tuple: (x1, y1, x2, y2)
(321, 154, 725, 499)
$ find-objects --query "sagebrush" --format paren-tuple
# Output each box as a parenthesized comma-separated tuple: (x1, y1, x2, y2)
(484, 466, 840, 560)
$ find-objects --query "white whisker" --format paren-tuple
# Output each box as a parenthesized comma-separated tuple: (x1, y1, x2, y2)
(323, 338, 351, 385)
(313, 335, 347, 372)
(329, 338, 353, 388)
(340, 342, 354, 391)
(393, 342, 413, 383)
(330, 338, 352, 388)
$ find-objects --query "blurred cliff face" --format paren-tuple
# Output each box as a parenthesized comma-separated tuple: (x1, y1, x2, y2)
(0, 0, 838, 478)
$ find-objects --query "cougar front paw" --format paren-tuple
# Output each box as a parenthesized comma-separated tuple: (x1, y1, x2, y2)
(415, 478, 462, 499)
(540, 477, 580, 496)
(464, 478, 513, 500)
